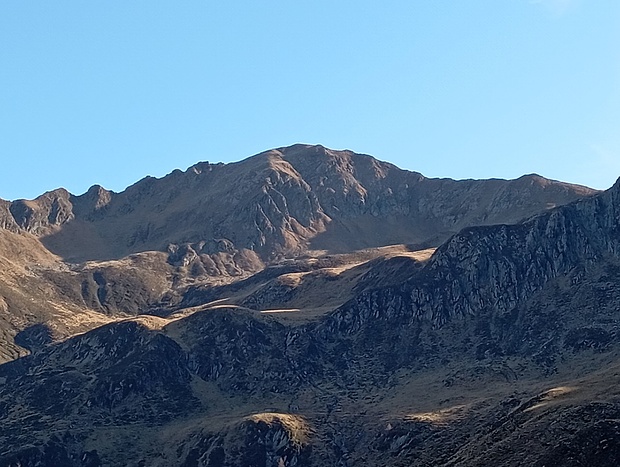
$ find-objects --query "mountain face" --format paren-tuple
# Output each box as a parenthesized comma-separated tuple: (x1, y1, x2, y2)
(1, 144, 617, 466)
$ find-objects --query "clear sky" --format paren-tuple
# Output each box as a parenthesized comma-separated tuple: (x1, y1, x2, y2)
(1, 1, 619, 200)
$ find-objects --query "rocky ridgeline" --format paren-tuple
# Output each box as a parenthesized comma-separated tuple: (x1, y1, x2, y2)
(0, 145, 595, 264)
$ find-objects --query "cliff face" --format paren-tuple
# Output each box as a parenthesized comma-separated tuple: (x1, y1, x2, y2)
(0, 200, 18, 231)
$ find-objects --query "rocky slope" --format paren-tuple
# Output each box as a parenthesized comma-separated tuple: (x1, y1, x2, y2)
(0, 145, 616, 466)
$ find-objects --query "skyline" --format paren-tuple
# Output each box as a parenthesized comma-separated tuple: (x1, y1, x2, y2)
(1, 1, 619, 200)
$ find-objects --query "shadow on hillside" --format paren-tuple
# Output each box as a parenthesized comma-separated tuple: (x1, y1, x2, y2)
(14, 323, 53, 353)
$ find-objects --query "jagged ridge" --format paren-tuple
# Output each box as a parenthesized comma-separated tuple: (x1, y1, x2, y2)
(0, 144, 596, 263)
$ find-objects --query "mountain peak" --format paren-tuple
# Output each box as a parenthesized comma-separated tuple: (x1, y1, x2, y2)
(0, 145, 600, 262)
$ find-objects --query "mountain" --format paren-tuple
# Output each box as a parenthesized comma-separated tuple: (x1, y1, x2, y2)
(0, 145, 594, 364)
(2, 144, 594, 263)
(0, 144, 613, 466)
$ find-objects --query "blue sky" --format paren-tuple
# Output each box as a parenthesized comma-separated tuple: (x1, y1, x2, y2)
(1, 1, 619, 200)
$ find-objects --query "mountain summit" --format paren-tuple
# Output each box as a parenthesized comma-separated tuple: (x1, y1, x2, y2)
(1, 144, 595, 263)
